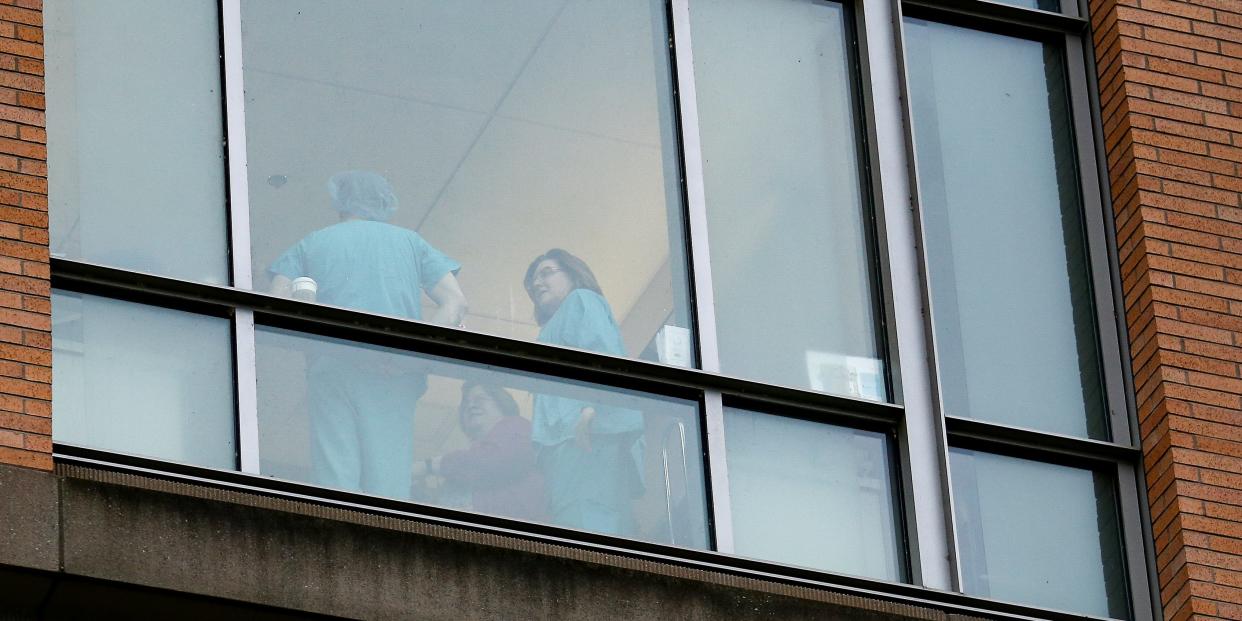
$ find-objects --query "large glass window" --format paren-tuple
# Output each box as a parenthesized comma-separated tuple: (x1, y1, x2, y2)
(40, 1, 1147, 616)
(724, 408, 903, 580)
(904, 19, 1106, 439)
(950, 449, 1128, 618)
(691, 0, 886, 399)
(45, 0, 229, 284)
(51, 291, 236, 469)
(256, 326, 709, 548)
(240, 0, 694, 368)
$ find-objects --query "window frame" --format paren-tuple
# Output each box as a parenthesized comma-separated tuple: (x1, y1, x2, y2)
(889, 0, 1156, 617)
(45, 0, 1156, 618)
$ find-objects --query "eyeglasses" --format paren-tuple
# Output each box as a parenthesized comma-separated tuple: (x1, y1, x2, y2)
(530, 266, 563, 285)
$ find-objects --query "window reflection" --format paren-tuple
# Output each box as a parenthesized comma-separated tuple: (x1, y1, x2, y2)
(256, 326, 709, 548)
(950, 449, 1128, 618)
(51, 291, 236, 469)
(904, 19, 1106, 439)
(242, 0, 694, 367)
(46, 0, 228, 284)
(724, 408, 903, 581)
(691, 0, 887, 398)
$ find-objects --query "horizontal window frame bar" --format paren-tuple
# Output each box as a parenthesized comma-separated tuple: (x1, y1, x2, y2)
(53, 444, 1120, 621)
(945, 416, 1140, 467)
(902, 0, 1088, 36)
(51, 258, 902, 429)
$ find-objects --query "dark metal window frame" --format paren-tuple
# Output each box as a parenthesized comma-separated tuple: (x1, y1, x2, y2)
(890, 0, 1157, 617)
(45, 0, 1157, 619)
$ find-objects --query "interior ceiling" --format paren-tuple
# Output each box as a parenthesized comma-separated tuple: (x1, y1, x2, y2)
(242, 0, 675, 343)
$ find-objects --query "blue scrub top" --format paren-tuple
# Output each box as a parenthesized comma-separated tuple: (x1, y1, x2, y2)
(268, 219, 460, 320)
(532, 289, 643, 445)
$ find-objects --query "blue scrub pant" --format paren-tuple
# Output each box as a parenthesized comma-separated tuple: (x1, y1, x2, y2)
(307, 366, 423, 499)
(538, 436, 639, 536)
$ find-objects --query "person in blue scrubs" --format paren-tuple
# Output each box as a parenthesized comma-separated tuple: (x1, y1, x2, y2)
(524, 248, 644, 535)
(269, 171, 467, 498)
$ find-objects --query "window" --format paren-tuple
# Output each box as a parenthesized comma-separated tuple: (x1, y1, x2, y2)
(724, 407, 902, 580)
(45, 0, 1153, 618)
(904, 18, 1105, 439)
(46, 0, 229, 284)
(898, 0, 1148, 617)
(240, 1, 694, 366)
(950, 449, 1128, 617)
(256, 325, 709, 546)
(691, 0, 887, 398)
(51, 291, 235, 469)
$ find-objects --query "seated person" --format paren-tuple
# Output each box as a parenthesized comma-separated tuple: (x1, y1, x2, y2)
(416, 382, 547, 523)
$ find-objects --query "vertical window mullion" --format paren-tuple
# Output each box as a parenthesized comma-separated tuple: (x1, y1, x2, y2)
(233, 309, 260, 474)
(222, 0, 252, 292)
(880, 0, 960, 591)
(1116, 461, 1159, 620)
(1065, 32, 1132, 449)
(669, 0, 731, 552)
(221, 0, 259, 473)
(702, 390, 734, 552)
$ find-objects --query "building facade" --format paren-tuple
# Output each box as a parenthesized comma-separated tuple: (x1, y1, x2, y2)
(0, 0, 1240, 619)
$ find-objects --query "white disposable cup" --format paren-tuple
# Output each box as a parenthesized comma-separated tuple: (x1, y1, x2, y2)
(291, 277, 318, 302)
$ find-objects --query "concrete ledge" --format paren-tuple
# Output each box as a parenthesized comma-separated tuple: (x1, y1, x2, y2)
(4, 462, 973, 620)
(0, 464, 59, 573)
(58, 477, 919, 620)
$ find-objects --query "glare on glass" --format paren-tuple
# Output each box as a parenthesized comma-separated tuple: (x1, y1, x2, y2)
(904, 19, 1107, 439)
(240, 1, 694, 368)
(691, 0, 887, 399)
(950, 449, 1129, 618)
(51, 291, 236, 469)
(998, 0, 1061, 12)
(724, 408, 903, 581)
(46, 0, 229, 284)
(255, 326, 709, 549)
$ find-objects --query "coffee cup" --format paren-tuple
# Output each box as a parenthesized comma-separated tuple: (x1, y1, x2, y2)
(291, 277, 318, 302)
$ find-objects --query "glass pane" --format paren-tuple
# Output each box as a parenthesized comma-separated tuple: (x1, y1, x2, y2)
(241, 1, 694, 368)
(996, 0, 1061, 12)
(46, 0, 228, 284)
(51, 291, 236, 469)
(904, 20, 1106, 439)
(950, 449, 1128, 618)
(691, 0, 886, 399)
(256, 326, 709, 548)
(724, 408, 903, 580)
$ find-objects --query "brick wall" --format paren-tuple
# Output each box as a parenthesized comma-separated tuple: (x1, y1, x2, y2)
(1091, 0, 1242, 618)
(0, 0, 48, 471)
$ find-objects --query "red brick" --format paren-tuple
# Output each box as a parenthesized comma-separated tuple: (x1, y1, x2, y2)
(1158, 147, 1237, 175)
(0, 445, 48, 469)
(13, 24, 39, 44)
(1193, 20, 1242, 45)
(0, 101, 40, 127)
(0, 410, 45, 435)
(20, 432, 45, 452)
(1139, 0, 1217, 21)
(1144, 25, 1223, 52)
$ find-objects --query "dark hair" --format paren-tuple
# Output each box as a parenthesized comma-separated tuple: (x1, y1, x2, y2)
(458, 382, 520, 431)
(523, 248, 604, 326)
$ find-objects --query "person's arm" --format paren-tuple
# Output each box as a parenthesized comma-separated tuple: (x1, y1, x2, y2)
(270, 274, 294, 298)
(426, 272, 468, 327)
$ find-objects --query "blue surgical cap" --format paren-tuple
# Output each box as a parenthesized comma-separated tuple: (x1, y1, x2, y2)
(328, 171, 398, 222)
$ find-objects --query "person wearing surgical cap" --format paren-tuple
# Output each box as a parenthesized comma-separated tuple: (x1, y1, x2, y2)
(268, 170, 467, 499)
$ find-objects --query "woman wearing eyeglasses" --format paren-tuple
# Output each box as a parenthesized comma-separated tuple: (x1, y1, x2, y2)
(523, 248, 644, 536)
